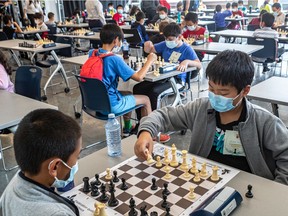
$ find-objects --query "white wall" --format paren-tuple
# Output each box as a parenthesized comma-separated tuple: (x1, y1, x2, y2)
(44, 0, 60, 22)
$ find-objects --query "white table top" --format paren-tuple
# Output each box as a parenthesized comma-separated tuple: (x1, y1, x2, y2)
(199, 16, 248, 21)
(75, 135, 288, 216)
(0, 39, 71, 53)
(21, 29, 49, 35)
(57, 23, 89, 28)
(0, 91, 57, 129)
(54, 32, 133, 40)
(191, 42, 263, 54)
(247, 77, 288, 105)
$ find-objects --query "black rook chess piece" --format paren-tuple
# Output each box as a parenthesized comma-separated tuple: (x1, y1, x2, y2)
(245, 184, 253, 198)
(82, 177, 91, 193)
(90, 182, 100, 197)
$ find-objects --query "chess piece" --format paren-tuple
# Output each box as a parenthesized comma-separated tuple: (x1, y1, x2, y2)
(120, 178, 128, 190)
(169, 144, 179, 167)
(105, 168, 112, 180)
(155, 156, 162, 168)
(180, 150, 189, 171)
(93, 174, 101, 186)
(140, 205, 148, 216)
(164, 167, 171, 179)
(99, 183, 109, 202)
(182, 167, 190, 179)
(151, 178, 158, 190)
(161, 194, 168, 208)
(190, 157, 197, 174)
(164, 162, 170, 172)
(112, 170, 119, 183)
(91, 182, 100, 197)
(162, 182, 171, 196)
(94, 202, 107, 216)
(150, 212, 158, 216)
(211, 166, 219, 181)
(83, 177, 91, 192)
(108, 182, 119, 207)
(163, 148, 170, 165)
(165, 204, 171, 216)
(193, 170, 201, 182)
(200, 162, 208, 178)
(188, 186, 196, 200)
(147, 153, 155, 164)
(245, 184, 253, 198)
(128, 198, 137, 216)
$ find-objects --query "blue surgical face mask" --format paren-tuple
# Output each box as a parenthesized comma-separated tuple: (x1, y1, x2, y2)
(208, 91, 242, 112)
(118, 9, 123, 14)
(273, 11, 279, 16)
(112, 41, 122, 53)
(49, 160, 79, 188)
(159, 14, 166, 20)
(165, 40, 178, 49)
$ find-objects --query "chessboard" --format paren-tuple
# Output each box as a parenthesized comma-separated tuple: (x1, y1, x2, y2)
(24, 26, 40, 32)
(63, 28, 94, 36)
(276, 28, 288, 37)
(63, 144, 239, 216)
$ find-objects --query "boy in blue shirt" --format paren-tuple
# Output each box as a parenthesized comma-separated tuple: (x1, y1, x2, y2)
(213, 4, 232, 31)
(131, 11, 149, 46)
(87, 24, 157, 135)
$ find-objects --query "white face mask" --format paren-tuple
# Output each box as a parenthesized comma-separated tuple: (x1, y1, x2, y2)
(232, 8, 237, 12)
(118, 9, 123, 14)
(35, 19, 40, 25)
(112, 41, 123, 53)
(187, 25, 196, 31)
(109, 7, 113, 10)
(159, 14, 166, 20)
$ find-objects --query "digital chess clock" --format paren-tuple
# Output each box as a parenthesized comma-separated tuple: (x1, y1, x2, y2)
(159, 63, 178, 74)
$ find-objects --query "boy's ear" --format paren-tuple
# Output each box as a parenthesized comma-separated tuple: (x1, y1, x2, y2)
(242, 85, 251, 97)
(48, 158, 62, 177)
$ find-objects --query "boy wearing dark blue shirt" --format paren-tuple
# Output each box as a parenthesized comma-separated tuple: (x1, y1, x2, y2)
(213, 4, 232, 31)
(131, 11, 149, 46)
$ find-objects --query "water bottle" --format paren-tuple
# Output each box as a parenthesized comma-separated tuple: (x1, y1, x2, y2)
(204, 29, 209, 43)
(177, 11, 181, 24)
(122, 39, 129, 59)
(76, 14, 80, 24)
(249, 5, 252, 14)
(105, 113, 122, 157)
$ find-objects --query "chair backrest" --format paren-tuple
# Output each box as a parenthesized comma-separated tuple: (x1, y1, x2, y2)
(74, 75, 111, 116)
(247, 24, 260, 31)
(88, 19, 103, 29)
(122, 28, 142, 47)
(0, 31, 8, 41)
(247, 37, 276, 60)
(55, 36, 73, 57)
(107, 19, 117, 24)
(46, 24, 57, 41)
(15, 66, 42, 101)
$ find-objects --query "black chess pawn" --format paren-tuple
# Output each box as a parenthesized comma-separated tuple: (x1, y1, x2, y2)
(161, 194, 168, 208)
(245, 184, 253, 198)
(128, 198, 138, 216)
(150, 212, 158, 216)
(120, 178, 128, 190)
(82, 177, 91, 193)
(108, 181, 119, 207)
(151, 178, 158, 190)
(165, 205, 171, 216)
(162, 183, 170, 196)
(140, 205, 148, 216)
(113, 170, 119, 183)
(94, 174, 101, 186)
(90, 182, 100, 197)
(99, 183, 109, 202)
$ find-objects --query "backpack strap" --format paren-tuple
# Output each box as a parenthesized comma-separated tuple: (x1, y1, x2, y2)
(93, 49, 114, 58)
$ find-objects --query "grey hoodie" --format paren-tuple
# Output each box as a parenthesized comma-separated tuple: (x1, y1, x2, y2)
(139, 97, 288, 185)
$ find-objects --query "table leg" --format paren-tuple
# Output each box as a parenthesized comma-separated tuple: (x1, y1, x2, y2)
(42, 50, 70, 98)
(35, 33, 42, 40)
(170, 77, 182, 107)
(271, 103, 279, 117)
(10, 50, 21, 67)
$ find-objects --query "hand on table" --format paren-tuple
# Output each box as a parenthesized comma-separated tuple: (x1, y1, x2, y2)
(134, 131, 154, 160)
(177, 60, 189, 72)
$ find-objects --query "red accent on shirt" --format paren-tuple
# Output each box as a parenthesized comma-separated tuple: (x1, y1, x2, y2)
(113, 13, 125, 26)
(159, 0, 171, 9)
(182, 27, 206, 39)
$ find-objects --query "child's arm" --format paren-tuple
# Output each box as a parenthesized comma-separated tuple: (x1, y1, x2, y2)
(144, 41, 157, 53)
(131, 53, 157, 81)
(177, 59, 201, 72)
(13, 22, 22, 33)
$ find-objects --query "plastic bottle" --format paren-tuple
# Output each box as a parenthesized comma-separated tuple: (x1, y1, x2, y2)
(76, 14, 80, 24)
(122, 39, 129, 59)
(249, 5, 252, 14)
(204, 29, 209, 43)
(177, 11, 181, 24)
(105, 113, 122, 157)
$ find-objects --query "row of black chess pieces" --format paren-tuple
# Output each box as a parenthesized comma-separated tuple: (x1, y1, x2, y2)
(19, 42, 37, 48)
(82, 172, 172, 215)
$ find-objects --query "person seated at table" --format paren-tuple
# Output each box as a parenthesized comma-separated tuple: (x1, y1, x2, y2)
(2, 15, 22, 39)
(45, 12, 56, 26)
(248, 9, 267, 29)
(227, 2, 244, 30)
(155, 6, 174, 25)
(238, 0, 247, 13)
(272, 3, 285, 27)
(150, 21, 169, 44)
(34, 12, 48, 38)
(133, 23, 201, 142)
(107, 2, 116, 15)
(85, 24, 156, 136)
(113, 5, 125, 26)
(0, 50, 14, 93)
(253, 12, 280, 72)
(134, 50, 288, 186)
(149, 5, 162, 25)
(0, 109, 82, 215)
(260, 0, 272, 13)
(131, 11, 149, 46)
(213, 4, 232, 31)
(129, 5, 141, 18)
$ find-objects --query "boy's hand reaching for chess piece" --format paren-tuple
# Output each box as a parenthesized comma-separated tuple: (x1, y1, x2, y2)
(134, 131, 154, 160)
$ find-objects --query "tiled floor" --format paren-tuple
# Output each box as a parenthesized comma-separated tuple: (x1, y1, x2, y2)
(1, 42, 288, 196)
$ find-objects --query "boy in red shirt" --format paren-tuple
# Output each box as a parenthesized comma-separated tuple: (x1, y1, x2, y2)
(227, 2, 244, 30)
(113, 4, 125, 25)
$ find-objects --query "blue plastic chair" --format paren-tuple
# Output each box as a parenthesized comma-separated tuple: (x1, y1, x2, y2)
(15, 65, 42, 101)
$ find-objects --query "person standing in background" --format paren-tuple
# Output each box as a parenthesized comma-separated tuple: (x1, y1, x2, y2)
(141, 0, 159, 22)
(23, 0, 37, 27)
(260, 0, 272, 13)
(159, 0, 170, 14)
(184, 0, 199, 12)
(85, 0, 106, 28)
(34, 0, 42, 14)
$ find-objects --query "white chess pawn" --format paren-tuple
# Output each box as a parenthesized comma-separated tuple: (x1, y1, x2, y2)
(193, 170, 201, 182)
(188, 186, 196, 200)
(164, 168, 171, 179)
(105, 168, 112, 180)
(155, 156, 162, 168)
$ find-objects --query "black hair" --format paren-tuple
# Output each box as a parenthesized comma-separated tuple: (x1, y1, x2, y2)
(108, 2, 113, 7)
(206, 50, 254, 93)
(184, 12, 198, 23)
(261, 12, 274, 27)
(130, 5, 140, 16)
(232, 2, 238, 8)
(158, 6, 168, 13)
(0, 49, 12, 75)
(159, 21, 169, 33)
(48, 12, 54, 19)
(34, 12, 43, 20)
(226, 3, 231, 9)
(3, 14, 12, 25)
(177, 1, 183, 8)
(216, 5, 222, 12)
(100, 23, 124, 44)
(259, 9, 267, 16)
(238, 0, 243, 4)
(163, 23, 181, 37)
(117, 4, 123, 9)
(136, 11, 145, 22)
(14, 109, 81, 175)
(272, 3, 281, 9)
